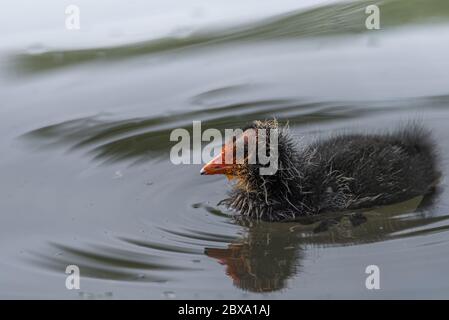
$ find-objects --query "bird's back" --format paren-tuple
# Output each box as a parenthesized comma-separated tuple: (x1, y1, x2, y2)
(303, 125, 440, 213)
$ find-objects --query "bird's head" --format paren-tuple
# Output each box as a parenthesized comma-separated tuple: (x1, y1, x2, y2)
(200, 120, 283, 186)
(201, 120, 302, 220)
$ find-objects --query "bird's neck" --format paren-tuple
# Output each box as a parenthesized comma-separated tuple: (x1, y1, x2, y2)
(237, 134, 304, 206)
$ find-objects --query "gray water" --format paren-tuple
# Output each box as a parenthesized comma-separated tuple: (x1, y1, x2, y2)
(1, 0, 449, 299)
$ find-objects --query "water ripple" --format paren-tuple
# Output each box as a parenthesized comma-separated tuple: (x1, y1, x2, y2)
(9, 0, 449, 74)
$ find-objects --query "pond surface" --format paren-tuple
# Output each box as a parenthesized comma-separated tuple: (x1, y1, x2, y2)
(1, 0, 449, 299)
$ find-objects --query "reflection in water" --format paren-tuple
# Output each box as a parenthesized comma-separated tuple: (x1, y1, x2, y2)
(28, 241, 202, 283)
(19, 86, 449, 293)
(205, 195, 449, 293)
(20, 93, 449, 165)
(27, 194, 449, 292)
(10, 0, 449, 74)
(206, 224, 303, 293)
(2, 0, 449, 300)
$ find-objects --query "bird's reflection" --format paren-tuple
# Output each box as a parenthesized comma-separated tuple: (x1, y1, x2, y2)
(25, 193, 449, 293)
(205, 194, 449, 293)
(206, 222, 304, 293)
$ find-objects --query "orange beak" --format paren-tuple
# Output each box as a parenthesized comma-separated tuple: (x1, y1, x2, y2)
(200, 129, 256, 177)
(200, 149, 235, 176)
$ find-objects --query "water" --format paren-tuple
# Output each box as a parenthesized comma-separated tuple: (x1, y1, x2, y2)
(1, 0, 449, 299)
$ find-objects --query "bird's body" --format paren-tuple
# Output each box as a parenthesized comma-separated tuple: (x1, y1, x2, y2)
(202, 121, 440, 222)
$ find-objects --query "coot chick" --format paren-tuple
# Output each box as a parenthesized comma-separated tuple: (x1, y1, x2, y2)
(200, 120, 440, 222)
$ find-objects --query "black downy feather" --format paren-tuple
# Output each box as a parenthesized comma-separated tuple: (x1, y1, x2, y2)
(221, 120, 440, 222)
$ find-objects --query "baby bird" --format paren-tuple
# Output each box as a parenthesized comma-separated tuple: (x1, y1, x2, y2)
(200, 120, 440, 221)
